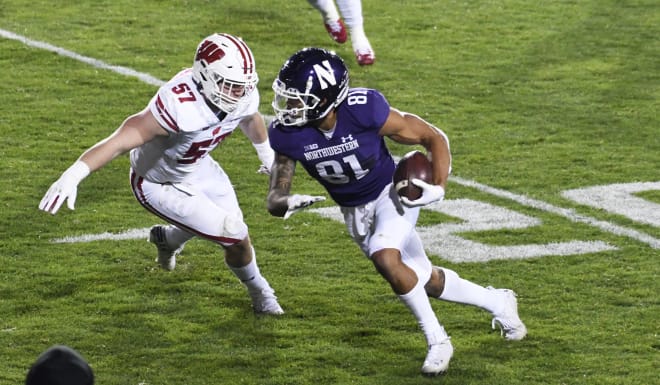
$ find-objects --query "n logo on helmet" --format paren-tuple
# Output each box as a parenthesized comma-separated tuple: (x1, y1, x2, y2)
(196, 40, 225, 65)
(313, 60, 337, 90)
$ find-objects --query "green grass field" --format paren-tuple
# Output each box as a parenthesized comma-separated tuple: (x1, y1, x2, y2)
(1, 1, 658, 384)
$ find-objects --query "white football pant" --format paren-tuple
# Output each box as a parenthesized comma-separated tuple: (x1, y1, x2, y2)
(130, 156, 248, 247)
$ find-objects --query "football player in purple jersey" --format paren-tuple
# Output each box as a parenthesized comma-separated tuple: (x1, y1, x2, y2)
(267, 48, 527, 375)
(39, 33, 283, 315)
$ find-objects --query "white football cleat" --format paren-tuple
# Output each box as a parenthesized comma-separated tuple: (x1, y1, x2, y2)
(148, 225, 184, 271)
(489, 287, 527, 341)
(421, 338, 453, 376)
(249, 288, 284, 315)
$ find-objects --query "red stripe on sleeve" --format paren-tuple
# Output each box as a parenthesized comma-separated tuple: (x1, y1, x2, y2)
(155, 96, 179, 132)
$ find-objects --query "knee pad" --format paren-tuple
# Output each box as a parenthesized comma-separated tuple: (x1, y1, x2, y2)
(402, 252, 432, 288)
(223, 213, 247, 238)
(214, 212, 248, 246)
(400, 231, 432, 285)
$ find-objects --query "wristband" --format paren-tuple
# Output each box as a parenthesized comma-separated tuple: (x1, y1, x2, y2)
(252, 139, 274, 168)
(65, 160, 91, 184)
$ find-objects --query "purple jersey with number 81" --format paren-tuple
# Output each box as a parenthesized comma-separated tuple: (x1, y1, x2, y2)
(269, 87, 395, 207)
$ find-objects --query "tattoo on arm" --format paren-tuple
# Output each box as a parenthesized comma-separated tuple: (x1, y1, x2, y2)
(269, 155, 295, 193)
(267, 154, 296, 216)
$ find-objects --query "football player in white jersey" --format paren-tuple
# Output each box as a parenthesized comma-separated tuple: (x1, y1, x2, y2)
(306, 0, 375, 65)
(39, 33, 284, 315)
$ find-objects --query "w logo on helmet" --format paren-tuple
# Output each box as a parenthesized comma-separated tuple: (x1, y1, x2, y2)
(313, 60, 337, 90)
(196, 40, 226, 65)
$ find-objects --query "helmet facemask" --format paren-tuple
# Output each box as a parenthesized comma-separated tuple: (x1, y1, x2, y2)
(271, 77, 325, 126)
(199, 68, 256, 113)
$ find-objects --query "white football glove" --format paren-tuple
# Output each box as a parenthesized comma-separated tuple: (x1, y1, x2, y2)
(284, 194, 326, 219)
(39, 161, 90, 215)
(400, 178, 445, 208)
(257, 165, 271, 175)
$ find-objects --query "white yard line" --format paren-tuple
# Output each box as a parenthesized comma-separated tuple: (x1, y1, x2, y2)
(4, 29, 656, 249)
(0, 28, 164, 87)
(52, 228, 151, 244)
(450, 177, 660, 249)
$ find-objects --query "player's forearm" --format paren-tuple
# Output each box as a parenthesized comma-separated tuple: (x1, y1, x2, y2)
(78, 117, 154, 172)
(267, 154, 297, 216)
(422, 127, 451, 187)
(429, 152, 450, 188)
(266, 191, 290, 217)
(426, 144, 451, 188)
(78, 140, 126, 172)
(240, 113, 268, 143)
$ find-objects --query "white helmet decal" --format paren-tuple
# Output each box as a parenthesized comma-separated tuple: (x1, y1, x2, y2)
(196, 39, 226, 66)
(312, 60, 337, 90)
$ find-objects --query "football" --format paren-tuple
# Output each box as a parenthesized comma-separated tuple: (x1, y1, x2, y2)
(393, 150, 433, 200)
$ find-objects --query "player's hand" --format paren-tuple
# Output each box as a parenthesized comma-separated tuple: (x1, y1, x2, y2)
(39, 178, 80, 214)
(400, 179, 445, 208)
(257, 164, 271, 175)
(284, 194, 326, 219)
(38, 161, 90, 215)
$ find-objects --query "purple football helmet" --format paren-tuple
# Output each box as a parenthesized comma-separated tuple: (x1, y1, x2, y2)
(272, 47, 349, 126)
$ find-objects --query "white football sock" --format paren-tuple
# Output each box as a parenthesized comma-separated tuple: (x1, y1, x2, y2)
(437, 267, 503, 315)
(228, 247, 270, 292)
(335, 0, 363, 29)
(307, 0, 340, 22)
(399, 279, 449, 346)
(335, 0, 371, 50)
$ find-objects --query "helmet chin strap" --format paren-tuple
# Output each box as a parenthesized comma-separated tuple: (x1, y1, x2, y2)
(201, 94, 228, 120)
(315, 109, 337, 133)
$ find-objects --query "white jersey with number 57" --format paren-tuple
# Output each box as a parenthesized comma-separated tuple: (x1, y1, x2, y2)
(129, 68, 259, 184)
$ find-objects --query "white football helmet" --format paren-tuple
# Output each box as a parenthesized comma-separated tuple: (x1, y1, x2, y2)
(192, 33, 258, 113)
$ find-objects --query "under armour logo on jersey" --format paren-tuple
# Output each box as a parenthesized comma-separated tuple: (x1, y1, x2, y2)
(341, 135, 354, 143)
(196, 40, 225, 65)
(313, 60, 337, 90)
